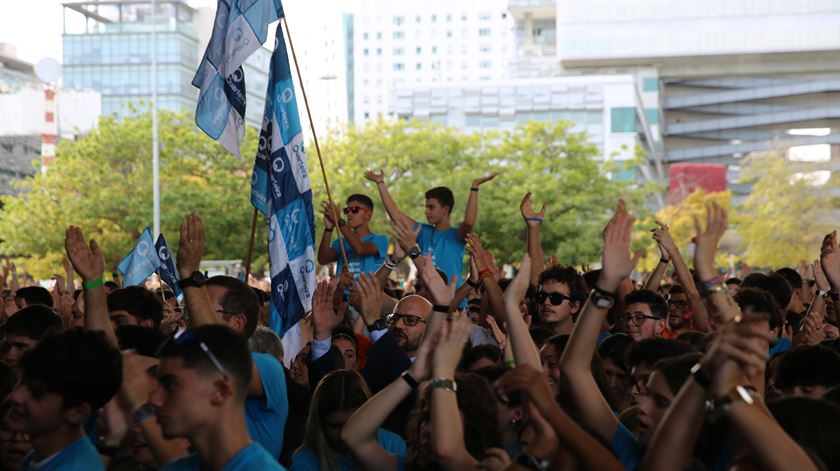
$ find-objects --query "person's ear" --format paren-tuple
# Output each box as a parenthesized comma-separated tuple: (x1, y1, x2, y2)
(570, 300, 582, 315)
(63, 402, 92, 426)
(210, 378, 236, 406)
(140, 318, 155, 329)
(654, 319, 665, 336)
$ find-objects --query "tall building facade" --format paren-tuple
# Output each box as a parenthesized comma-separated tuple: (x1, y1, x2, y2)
(555, 0, 840, 199)
(61, 0, 270, 127)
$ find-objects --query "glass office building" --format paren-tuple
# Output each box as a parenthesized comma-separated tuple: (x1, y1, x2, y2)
(62, 0, 269, 127)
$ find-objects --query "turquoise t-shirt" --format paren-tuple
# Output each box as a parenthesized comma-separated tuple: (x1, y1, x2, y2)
(611, 423, 642, 470)
(415, 224, 465, 287)
(331, 234, 389, 277)
(290, 428, 406, 471)
(162, 443, 285, 470)
(20, 436, 103, 471)
(246, 352, 289, 459)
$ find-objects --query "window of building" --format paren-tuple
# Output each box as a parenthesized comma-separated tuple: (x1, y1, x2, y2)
(376, 48, 382, 55)
(432, 46, 438, 54)
(446, 31, 452, 37)
(479, 60, 491, 68)
(462, 14, 467, 21)
(643, 77, 659, 92)
(431, 15, 437, 22)
(393, 16, 404, 26)
(394, 47, 404, 55)
(363, 32, 369, 40)
(415, 15, 421, 22)
(363, 48, 369, 56)
(416, 46, 422, 54)
(416, 63, 421, 70)
(479, 45, 491, 53)
(376, 32, 382, 39)
(479, 28, 491, 36)
(394, 63, 405, 71)
(479, 13, 491, 20)
(394, 31, 404, 39)
(446, 14, 452, 21)
(610, 107, 636, 132)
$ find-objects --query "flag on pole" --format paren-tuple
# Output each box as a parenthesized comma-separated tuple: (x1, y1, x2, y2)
(155, 234, 182, 302)
(117, 228, 162, 287)
(192, 0, 282, 157)
(250, 17, 316, 336)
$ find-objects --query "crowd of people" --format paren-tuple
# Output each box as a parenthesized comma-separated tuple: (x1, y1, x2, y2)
(0, 169, 837, 471)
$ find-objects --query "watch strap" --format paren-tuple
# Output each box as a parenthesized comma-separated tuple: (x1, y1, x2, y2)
(430, 377, 457, 392)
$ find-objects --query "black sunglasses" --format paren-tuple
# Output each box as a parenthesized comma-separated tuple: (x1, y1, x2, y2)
(173, 328, 228, 379)
(537, 291, 572, 306)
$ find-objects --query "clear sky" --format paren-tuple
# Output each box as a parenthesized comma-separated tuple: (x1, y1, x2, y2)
(0, 0, 216, 64)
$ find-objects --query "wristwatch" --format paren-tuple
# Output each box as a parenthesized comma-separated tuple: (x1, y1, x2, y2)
(367, 318, 388, 332)
(690, 363, 711, 390)
(407, 245, 422, 259)
(706, 385, 755, 422)
(590, 287, 614, 309)
(178, 271, 206, 289)
(515, 452, 550, 471)
(430, 377, 457, 392)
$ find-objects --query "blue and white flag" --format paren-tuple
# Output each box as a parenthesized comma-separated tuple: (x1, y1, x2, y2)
(250, 17, 316, 336)
(155, 234, 183, 302)
(192, 0, 282, 156)
(117, 228, 162, 287)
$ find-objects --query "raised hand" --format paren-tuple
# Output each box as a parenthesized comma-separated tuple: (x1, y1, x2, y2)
(177, 212, 205, 278)
(813, 259, 829, 291)
(65, 226, 105, 282)
(356, 273, 384, 326)
(794, 311, 825, 347)
(503, 254, 531, 308)
(651, 220, 676, 260)
(408, 315, 442, 382)
(312, 279, 342, 340)
(364, 169, 385, 184)
(320, 200, 341, 229)
(391, 217, 420, 252)
(432, 314, 471, 378)
(599, 200, 640, 291)
(471, 172, 498, 189)
(820, 231, 840, 291)
(520, 192, 548, 228)
(496, 364, 557, 420)
(391, 236, 407, 261)
(701, 315, 773, 395)
(693, 202, 728, 280)
(419, 254, 456, 306)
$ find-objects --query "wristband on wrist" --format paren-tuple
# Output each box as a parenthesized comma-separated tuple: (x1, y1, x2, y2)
(466, 278, 480, 289)
(478, 268, 495, 279)
(701, 276, 724, 291)
(524, 217, 543, 224)
(690, 363, 711, 390)
(703, 283, 727, 297)
(383, 257, 398, 270)
(504, 358, 516, 366)
(400, 370, 420, 390)
(83, 277, 105, 290)
(470, 188, 479, 192)
(659, 257, 670, 264)
(324, 227, 333, 232)
(432, 304, 449, 313)
(430, 377, 457, 392)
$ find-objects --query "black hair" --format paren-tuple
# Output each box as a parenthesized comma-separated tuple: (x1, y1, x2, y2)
(734, 287, 783, 330)
(582, 269, 601, 291)
(543, 334, 619, 411)
(625, 338, 696, 369)
(107, 286, 164, 329)
(775, 345, 840, 391)
(598, 333, 634, 372)
(741, 272, 792, 311)
(676, 331, 709, 352)
(768, 397, 840, 471)
(473, 365, 521, 406)
(19, 327, 122, 411)
(251, 287, 270, 305)
(4, 305, 62, 340)
(823, 385, 840, 406)
(668, 284, 686, 296)
(115, 325, 166, 357)
(14, 286, 53, 308)
(156, 325, 253, 401)
(624, 290, 668, 319)
(205, 276, 260, 338)
(332, 325, 358, 350)
(725, 277, 741, 286)
(537, 265, 588, 302)
(0, 362, 16, 400)
(653, 353, 702, 395)
(459, 344, 502, 371)
(346, 194, 374, 211)
(528, 326, 555, 349)
(424, 186, 455, 214)
(775, 268, 803, 291)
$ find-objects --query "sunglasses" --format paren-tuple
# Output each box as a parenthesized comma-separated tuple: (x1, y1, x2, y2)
(537, 291, 572, 306)
(386, 313, 427, 327)
(343, 206, 368, 215)
(173, 328, 228, 379)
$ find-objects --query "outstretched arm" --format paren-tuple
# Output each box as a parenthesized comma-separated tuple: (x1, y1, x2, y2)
(560, 200, 640, 443)
(365, 170, 414, 226)
(316, 202, 338, 265)
(642, 241, 669, 291)
(654, 221, 710, 332)
(457, 173, 497, 240)
(65, 226, 117, 347)
(176, 213, 222, 328)
(520, 192, 547, 287)
(693, 203, 739, 325)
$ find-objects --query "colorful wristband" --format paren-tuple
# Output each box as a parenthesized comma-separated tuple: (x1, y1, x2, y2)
(504, 359, 516, 366)
(524, 217, 543, 223)
(83, 277, 105, 290)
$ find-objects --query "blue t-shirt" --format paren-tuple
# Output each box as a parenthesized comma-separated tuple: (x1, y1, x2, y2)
(290, 429, 405, 471)
(21, 436, 103, 471)
(769, 337, 792, 357)
(246, 352, 289, 459)
(162, 443, 285, 471)
(415, 224, 465, 287)
(611, 423, 642, 470)
(331, 234, 389, 277)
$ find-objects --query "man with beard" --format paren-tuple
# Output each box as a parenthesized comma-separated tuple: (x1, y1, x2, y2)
(661, 285, 695, 339)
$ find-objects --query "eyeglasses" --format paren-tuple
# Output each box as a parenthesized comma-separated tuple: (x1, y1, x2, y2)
(631, 374, 650, 395)
(537, 291, 572, 306)
(173, 328, 228, 379)
(343, 206, 368, 215)
(668, 300, 689, 310)
(627, 313, 662, 326)
(387, 313, 427, 327)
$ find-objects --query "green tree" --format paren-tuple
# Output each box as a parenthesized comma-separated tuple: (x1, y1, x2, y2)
(315, 119, 645, 267)
(738, 150, 834, 268)
(0, 110, 263, 279)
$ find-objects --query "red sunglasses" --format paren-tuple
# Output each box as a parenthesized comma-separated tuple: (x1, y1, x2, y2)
(343, 206, 369, 215)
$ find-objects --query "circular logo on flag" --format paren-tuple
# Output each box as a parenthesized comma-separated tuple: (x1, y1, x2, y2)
(213, 86, 226, 103)
(305, 259, 315, 273)
(268, 222, 277, 243)
(251, 170, 259, 185)
(158, 246, 170, 261)
(136, 241, 150, 257)
(233, 28, 243, 43)
(272, 158, 285, 174)
(281, 88, 294, 104)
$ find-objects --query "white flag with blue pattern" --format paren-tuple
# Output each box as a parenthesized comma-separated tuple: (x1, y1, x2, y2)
(192, 0, 281, 156)
(250, 15, 316, 336)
